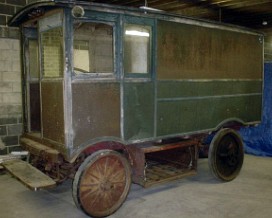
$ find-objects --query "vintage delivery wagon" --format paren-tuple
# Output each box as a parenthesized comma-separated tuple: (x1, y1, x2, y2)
(3, 0, 263, 217)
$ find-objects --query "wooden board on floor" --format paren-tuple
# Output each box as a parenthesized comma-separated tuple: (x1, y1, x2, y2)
(2, 159, 56, 190)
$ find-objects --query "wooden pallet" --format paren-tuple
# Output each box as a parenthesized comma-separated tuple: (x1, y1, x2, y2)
(144, 160, 197, 188)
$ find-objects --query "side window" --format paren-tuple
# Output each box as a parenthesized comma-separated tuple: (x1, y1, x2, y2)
(124, 24, 151, 75)
(40, 27, 63, 78)
(29, 39, 39, 79)
(73, 22, 114, 75)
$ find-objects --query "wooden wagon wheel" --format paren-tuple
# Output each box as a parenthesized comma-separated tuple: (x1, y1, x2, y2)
(208, 128, 244, 181)
(73, 150, 131, 217)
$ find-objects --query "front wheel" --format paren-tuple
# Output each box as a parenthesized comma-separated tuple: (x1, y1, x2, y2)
(72, 150, 132, 217)
(208, 128, 244, 181)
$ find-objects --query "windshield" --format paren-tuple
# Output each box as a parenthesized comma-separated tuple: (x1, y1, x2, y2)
(73, 21, 114, 75)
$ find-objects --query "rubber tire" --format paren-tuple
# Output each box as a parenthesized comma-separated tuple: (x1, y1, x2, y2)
(208, 128, 244, 181)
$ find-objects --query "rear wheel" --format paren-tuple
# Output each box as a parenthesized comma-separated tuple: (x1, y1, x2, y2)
(73, 150, 131, 217)
(208, 128, 244, 181)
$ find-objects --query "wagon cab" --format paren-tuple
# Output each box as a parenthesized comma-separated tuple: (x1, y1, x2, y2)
(3, 0, 263, 217)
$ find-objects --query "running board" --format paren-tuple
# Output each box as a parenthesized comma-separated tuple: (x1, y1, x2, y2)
(2, 159, 56, 190)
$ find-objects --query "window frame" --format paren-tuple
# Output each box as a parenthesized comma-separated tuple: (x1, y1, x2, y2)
(40, 26, 64, 79)
(72, 18, 117, 80)
(123, 16, 154, 79)
(39, 11, 64, 80)
(28, 39, 40, 81)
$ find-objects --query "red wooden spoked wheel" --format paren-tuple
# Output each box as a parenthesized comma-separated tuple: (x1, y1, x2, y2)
(73, 150, 131, 217)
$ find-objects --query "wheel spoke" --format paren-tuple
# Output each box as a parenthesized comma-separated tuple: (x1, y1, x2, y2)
(103, 190, 114, 209)
(105, 159, 119, 177)
(81, 186, 99, 201)
(80, 183, 100, 187)
(107, 191, 114, 206)
(85, 171, 101, 182)
(89, 190, 102, 207)
(95, 162, 104, 178)
(110, 169, 125, 183)
(104, 157, 109, 175)
(110, 180, 125, 185)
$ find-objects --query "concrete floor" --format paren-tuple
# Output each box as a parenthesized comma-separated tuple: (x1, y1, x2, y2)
(0, 154, 272, 218)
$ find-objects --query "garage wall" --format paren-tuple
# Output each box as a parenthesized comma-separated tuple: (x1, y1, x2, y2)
(0, 0, 27, 154)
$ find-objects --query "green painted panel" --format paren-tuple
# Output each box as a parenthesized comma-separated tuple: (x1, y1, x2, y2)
(157, 20, 263, 80)
(157, 100, 197, 136)
(196, 95, 262, 130)
(84, 11, 119, 22)
(157, 95, 262, 136)
(157, 80, 262, 98)
(124, 82, 154, 141)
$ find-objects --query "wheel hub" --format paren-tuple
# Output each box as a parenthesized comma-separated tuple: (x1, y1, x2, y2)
(100, 179, 113, 191)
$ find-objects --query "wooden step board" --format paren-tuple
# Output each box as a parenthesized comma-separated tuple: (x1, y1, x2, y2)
(2, 159, 56, 190)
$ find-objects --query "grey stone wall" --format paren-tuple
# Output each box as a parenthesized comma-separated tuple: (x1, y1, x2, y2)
(0, 0, 27, 26)
(0, 38, 22, 154)
(0, 0, 26, 154)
